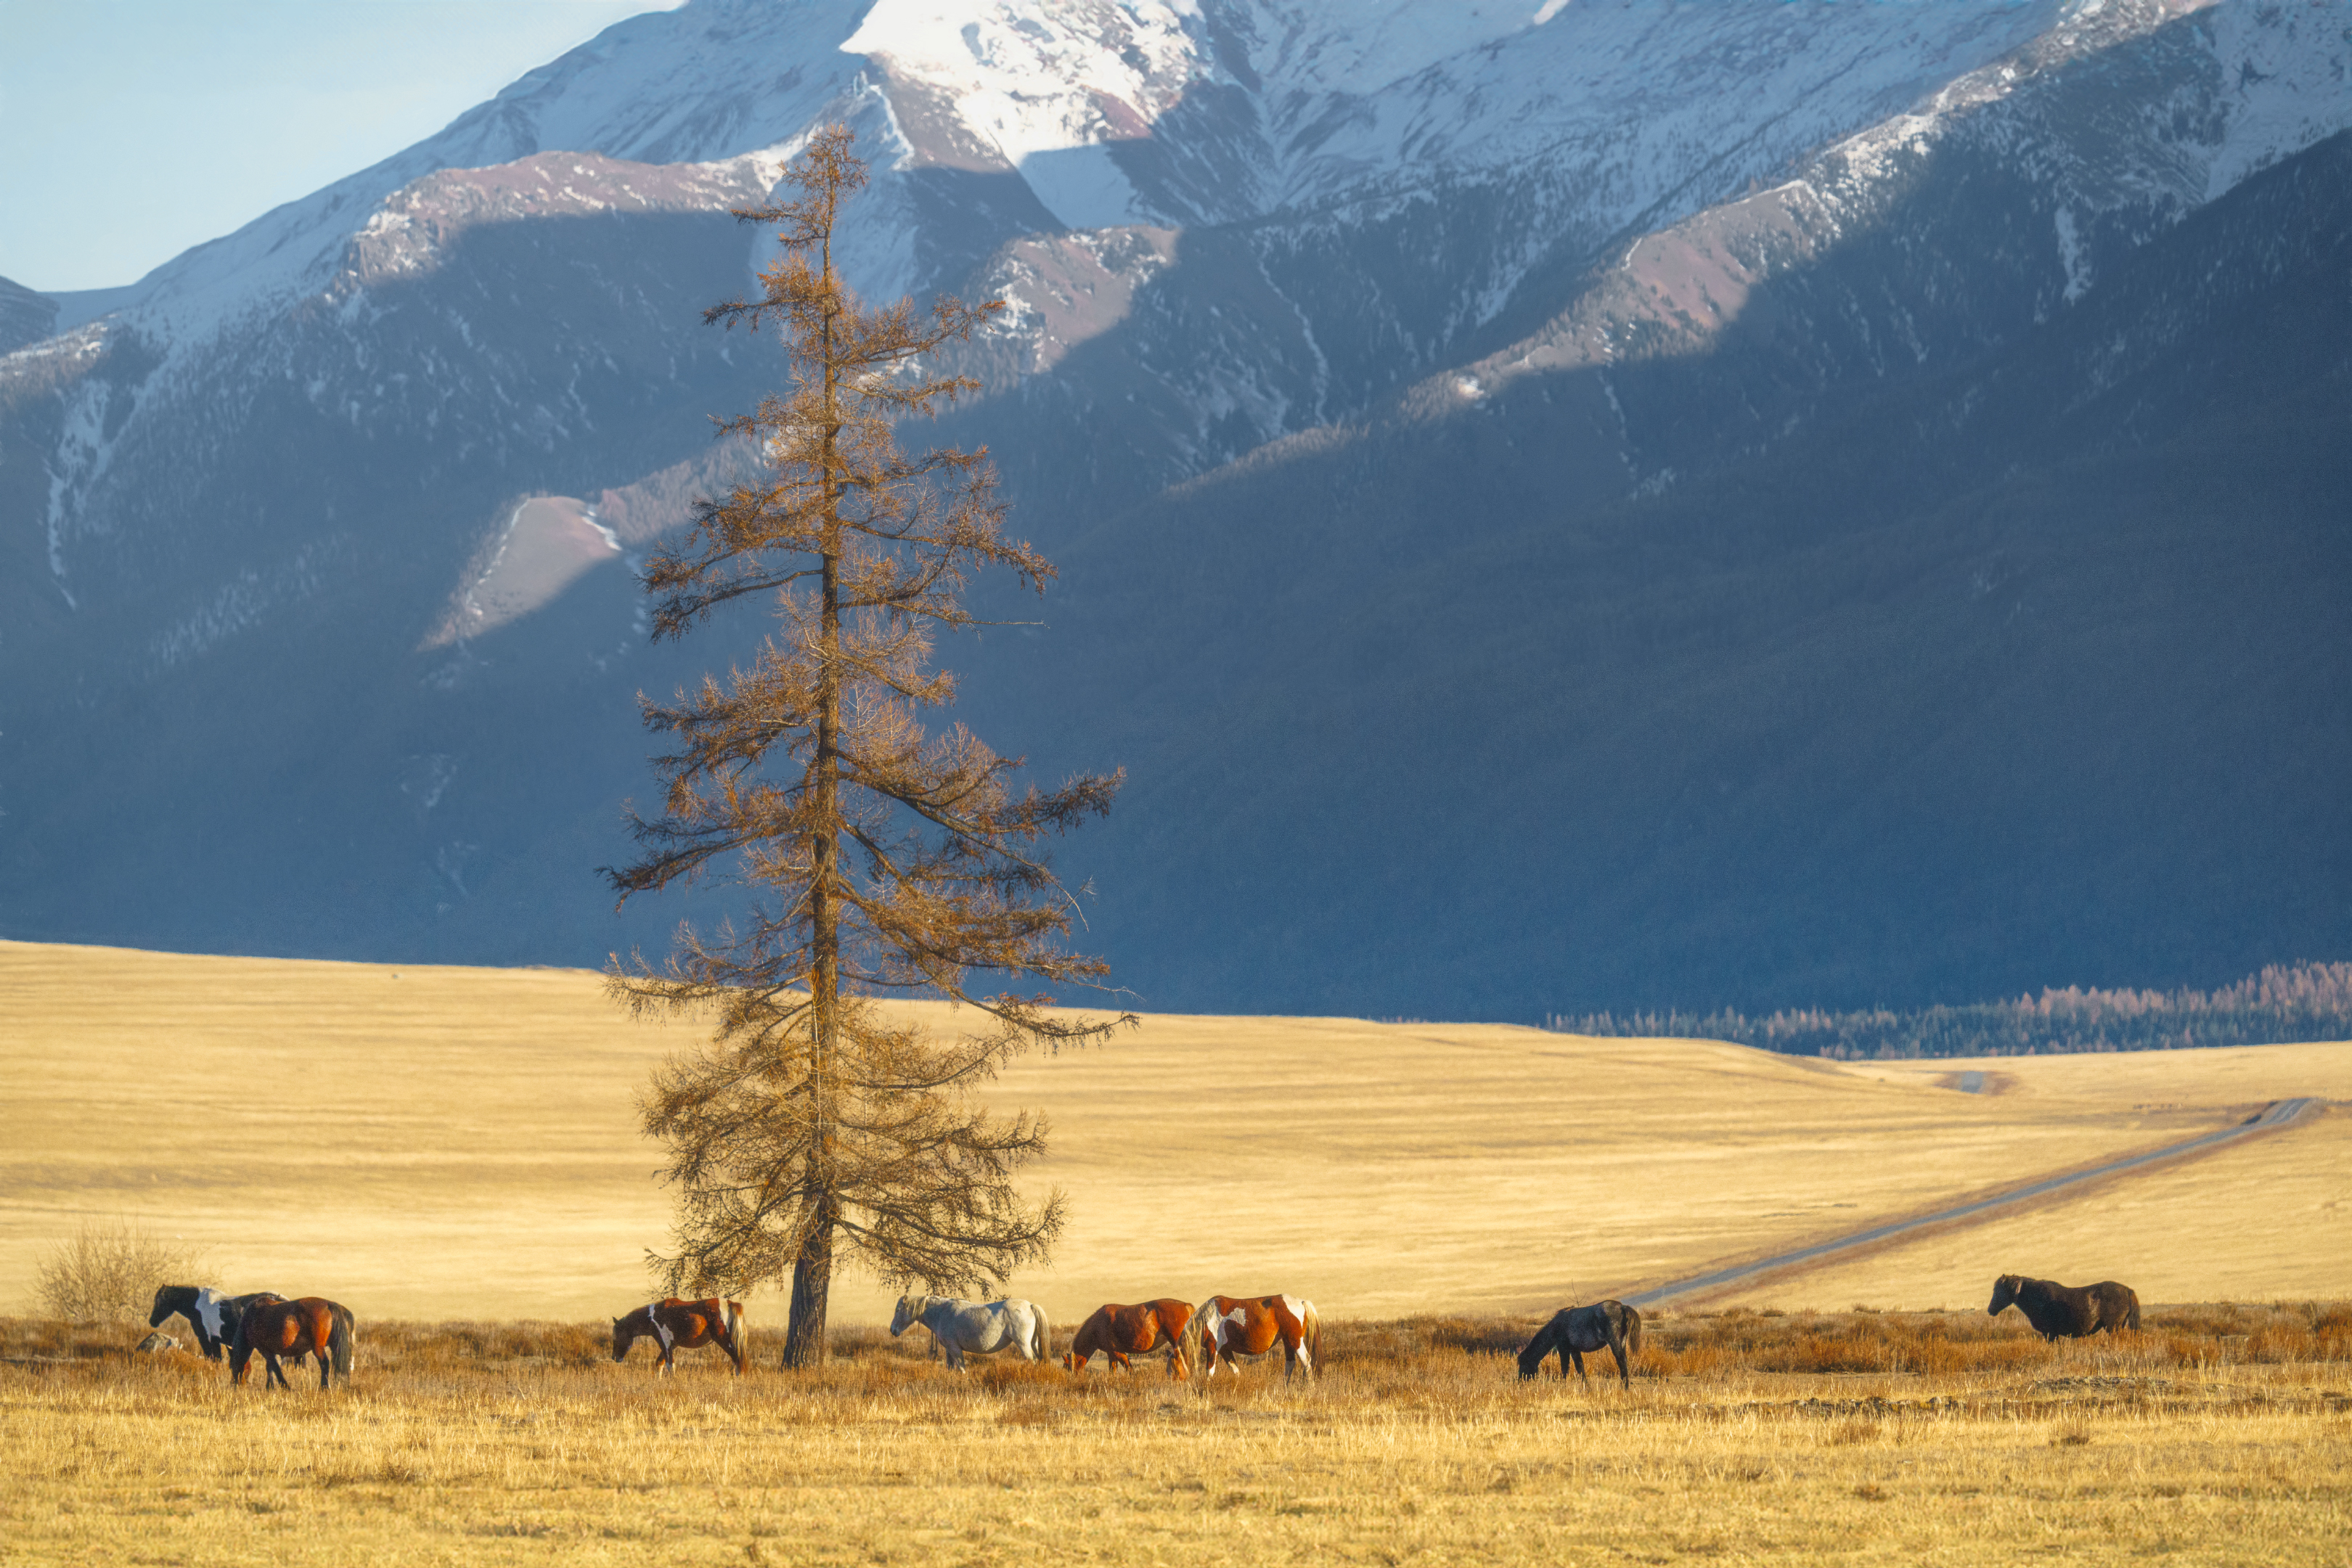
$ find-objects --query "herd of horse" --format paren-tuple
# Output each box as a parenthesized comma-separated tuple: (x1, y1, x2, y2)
(147, 1284, 357, 1389)
(147, 1272, 2141, 1390)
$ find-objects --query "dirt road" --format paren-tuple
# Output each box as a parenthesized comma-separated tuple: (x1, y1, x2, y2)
(1625, 1097, 2320, 1307)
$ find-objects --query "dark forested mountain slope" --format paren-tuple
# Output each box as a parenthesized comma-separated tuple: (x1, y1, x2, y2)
(0, 0, 2344, 1018)
(973, 130, 2352, 1017)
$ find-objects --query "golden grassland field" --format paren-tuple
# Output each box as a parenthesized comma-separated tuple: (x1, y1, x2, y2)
(4, 939, 2351, 1561)
(4, 1307, 2348, 1565)
(4, 939, 2349, 1324)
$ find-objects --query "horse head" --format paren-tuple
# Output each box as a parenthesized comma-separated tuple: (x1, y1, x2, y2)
(610, 1316, 635, 1362)
(1988, 1275, 2022, 1316)
(147, 1285, 182, 1331)
(887, 1294, 926, 1336)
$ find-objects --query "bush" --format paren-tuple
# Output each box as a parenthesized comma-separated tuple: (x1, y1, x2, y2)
(33, 1218, 212, 1323)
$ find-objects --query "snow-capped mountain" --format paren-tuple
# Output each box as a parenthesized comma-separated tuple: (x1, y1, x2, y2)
(2, 0, 2347, 1013)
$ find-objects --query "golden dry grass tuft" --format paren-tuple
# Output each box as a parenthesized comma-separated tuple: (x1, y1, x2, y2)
(5, 1310, 2349, 1564)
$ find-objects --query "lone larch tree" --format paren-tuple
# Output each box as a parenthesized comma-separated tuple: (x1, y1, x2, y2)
(606, 126, 1127, 1369)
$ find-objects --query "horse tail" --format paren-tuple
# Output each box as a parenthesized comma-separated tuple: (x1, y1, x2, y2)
(2124, 1291, 2141, 1332)
(1303, 1302, 1322, 1376)
(727, 1299, 744, 1365)
(1620, 1302, 1643, 1358)
(1032, 1303, 1052, 1364)
(328, 1302, 356, 1381)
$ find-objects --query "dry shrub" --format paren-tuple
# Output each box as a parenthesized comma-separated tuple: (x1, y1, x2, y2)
(978, 1359, 1069, 1392)
(1647, 1341, 1734, 1379)
(33, 1218, 212, 1324)
(1418, 1317, 1535, 1359)
(2050, 1418, 2092, 1447)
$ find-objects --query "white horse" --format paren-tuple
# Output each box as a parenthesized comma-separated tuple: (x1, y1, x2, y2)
(888, 1294, 1050, 1371)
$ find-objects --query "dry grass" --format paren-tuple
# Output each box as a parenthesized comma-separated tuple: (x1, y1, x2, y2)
(5, 1310, 2348, 1565)
(7, 939, 2349, 1328)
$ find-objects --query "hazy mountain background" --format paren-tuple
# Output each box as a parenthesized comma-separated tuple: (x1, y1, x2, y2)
(2, 0, 2345, 1021)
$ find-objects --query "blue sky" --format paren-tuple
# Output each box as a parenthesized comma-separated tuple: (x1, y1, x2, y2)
(0, 1, 677, 293)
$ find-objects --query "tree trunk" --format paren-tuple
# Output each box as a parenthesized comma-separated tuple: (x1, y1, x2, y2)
(780, 1208, 835, 1368)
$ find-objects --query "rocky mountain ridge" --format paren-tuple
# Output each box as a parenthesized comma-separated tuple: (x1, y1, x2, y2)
(1, 0, 2345, 1014)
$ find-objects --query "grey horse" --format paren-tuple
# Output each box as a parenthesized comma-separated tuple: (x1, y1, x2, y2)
(888, 1293, 1050, 1370)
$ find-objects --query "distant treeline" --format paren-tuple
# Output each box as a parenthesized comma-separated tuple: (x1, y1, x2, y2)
(1548, 963, 2352, 1060)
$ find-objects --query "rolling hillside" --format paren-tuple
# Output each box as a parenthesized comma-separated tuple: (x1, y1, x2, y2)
(5, 940, 2343, 1325)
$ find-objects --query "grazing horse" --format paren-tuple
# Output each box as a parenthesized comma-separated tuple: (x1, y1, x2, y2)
(233, 1297, 342, 1389)
(152, 1286, 359, 1381)
(1517, 1301, 1642, 1387)
(1185, 1294, 1320, 1381)
(150, 1285, 279, 1363)
(888, 1294, 1050, 1371)
(1988, 1274, 2140, 1340)
(611, 1298, 744, 1375)
(1065, 1299, 1194, 1377)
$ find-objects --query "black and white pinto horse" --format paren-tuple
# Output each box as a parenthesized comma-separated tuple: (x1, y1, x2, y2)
(1516, 1300, 1643, 1387)
(150, 1284, 356, 1379)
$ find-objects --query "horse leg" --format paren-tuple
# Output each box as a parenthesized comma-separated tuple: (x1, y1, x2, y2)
(265, 1352, 290, 1391)
(231, 1347, 252, 1386)
(318, 1344, 332, 1390)
(1568, 1347, 1588, 1386)
(1608, 1336, 1630, 1389)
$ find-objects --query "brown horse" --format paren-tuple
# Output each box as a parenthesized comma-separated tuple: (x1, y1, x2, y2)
(1065, 1299, 1194, 1377)
(1988, 1274, 2140, 1339)
(1185, 1294, 1321, 1381)
(611, 1297, 745, 1374)
(233, 1297, 342, 1389)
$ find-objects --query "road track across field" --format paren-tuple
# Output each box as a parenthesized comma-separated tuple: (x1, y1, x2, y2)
(1625, 1097, 2321, 1308)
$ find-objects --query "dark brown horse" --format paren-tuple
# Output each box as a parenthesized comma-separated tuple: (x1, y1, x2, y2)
(1988, 1274, 2139, 1339)
(1185, 1294, 1320, 1381)
(611, 1298, 744, 1375)
(1518, 1301, 1642, 1387)
(233, 1297, 343, 1389)
(1065, 1299, 1194, 1377)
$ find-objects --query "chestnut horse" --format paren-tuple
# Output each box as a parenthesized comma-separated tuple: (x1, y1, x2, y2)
(611, 1298, 745, 1374)
(1065, 1299, 1193, 1377)
(1185, 1294, 1320, 1381)
(233, 1297, 342, 1389)
(1988, 1274, 2139, 1339)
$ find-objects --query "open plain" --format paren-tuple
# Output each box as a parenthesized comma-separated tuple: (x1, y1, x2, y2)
(4, 939, 2347, 1321)
(4, 1310, 2349, 1566)
(5, 939, 2350, 1562)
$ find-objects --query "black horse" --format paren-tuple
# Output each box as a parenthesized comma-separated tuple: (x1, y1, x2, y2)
(1517, 1300, 1643, 1387)
(1988, 1274, 2139, 1340)
(150, 1284, 357, 1377)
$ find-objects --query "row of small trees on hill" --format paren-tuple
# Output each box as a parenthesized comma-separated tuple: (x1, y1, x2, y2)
(1551, 962, 2352, 1058)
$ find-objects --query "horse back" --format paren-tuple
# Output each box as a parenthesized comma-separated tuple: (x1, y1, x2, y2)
(246, 1297, 334, 1354)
